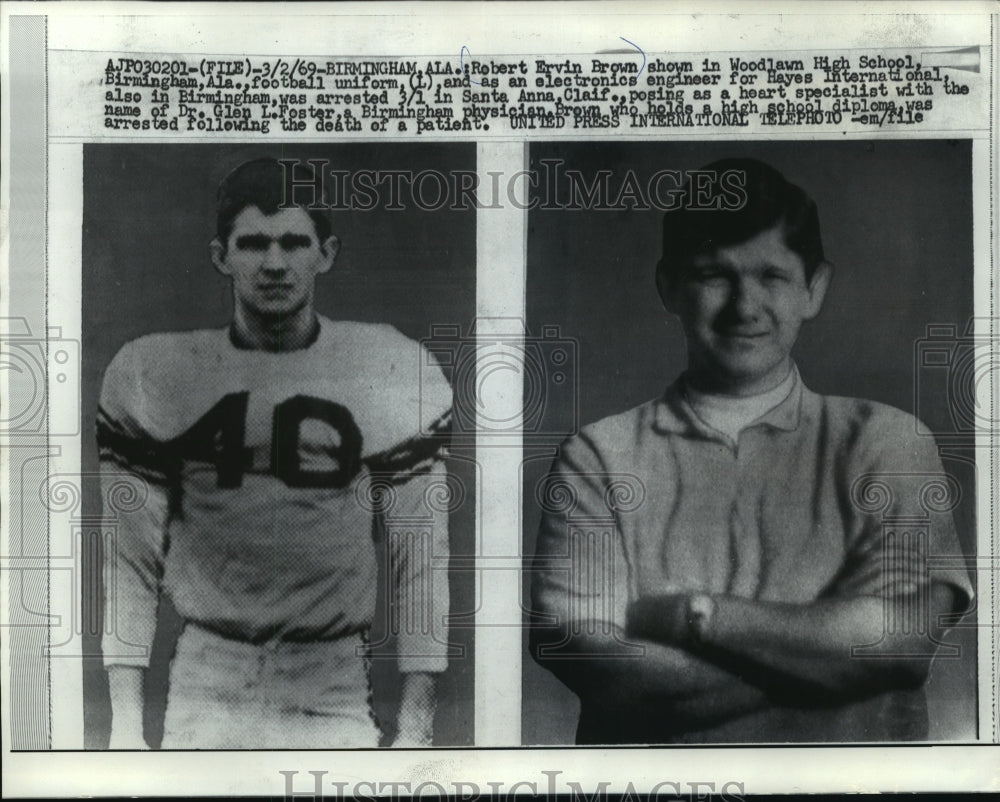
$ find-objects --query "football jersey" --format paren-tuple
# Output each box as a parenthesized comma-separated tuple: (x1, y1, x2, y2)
(98, 316, 452, 672)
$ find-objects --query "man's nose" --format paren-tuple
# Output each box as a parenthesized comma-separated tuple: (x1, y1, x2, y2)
(728, 278, 762, 318)
(261, 242, 287, 271)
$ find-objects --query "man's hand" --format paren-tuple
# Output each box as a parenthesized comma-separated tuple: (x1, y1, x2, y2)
(108, 721, 148, 750)
(106, 665, 149, 750)
(392, 672, 436, 747)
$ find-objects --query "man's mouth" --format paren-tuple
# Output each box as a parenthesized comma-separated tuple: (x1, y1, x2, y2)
(719, 330, 769, 339)
(259, 282, 294, 292)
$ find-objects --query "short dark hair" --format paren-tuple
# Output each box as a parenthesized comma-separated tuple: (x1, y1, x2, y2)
(216, 158, 332, 249)
(656, 157, 825, 289)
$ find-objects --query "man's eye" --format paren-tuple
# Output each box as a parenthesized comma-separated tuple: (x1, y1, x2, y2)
(236, 235, 271, 251)
(762, 271, 790, 283)
(279, 234, 312, 250)
(693, 270, 727, 283)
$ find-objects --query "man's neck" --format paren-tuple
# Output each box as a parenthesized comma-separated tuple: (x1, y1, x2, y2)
(230, 306, 320, 351)
(684, 367, 797, 442)
(685, 359, 793, 398)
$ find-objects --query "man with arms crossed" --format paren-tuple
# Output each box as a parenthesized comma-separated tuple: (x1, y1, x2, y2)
(99, 158, 452, 748)
(531, 158, 974, 743)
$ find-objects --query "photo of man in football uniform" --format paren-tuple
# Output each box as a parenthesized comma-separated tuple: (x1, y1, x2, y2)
(98, 157, 453, 749)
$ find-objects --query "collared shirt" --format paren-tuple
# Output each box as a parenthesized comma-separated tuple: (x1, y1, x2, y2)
(685, 365, 797, 444)
(531, 369, 974, 743)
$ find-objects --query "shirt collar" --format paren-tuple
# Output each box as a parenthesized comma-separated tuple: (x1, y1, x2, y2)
(654, 363, 804, 436)
(227, 314, 323, 352)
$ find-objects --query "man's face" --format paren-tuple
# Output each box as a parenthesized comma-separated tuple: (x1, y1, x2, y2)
(664, 225, 830, 396)
(211, 206, 338, 318)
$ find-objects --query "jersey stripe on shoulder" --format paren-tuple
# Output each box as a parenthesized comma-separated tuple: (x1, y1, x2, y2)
(364, 409, 451, 484)
(97, 405, 177, 486)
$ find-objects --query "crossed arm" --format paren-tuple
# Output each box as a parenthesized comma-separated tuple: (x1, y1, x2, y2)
(535, 583, 960, 734)
(630, 584, 958, 697)
(530, 626, 770, 733)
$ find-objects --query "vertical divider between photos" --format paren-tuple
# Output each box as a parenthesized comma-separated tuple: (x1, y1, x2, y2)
(473, 141, 529, 746)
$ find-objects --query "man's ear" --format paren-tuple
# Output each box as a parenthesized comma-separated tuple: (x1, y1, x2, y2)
(316, 235, 340, 275)
(655, 260, 679, 314)
(210, 238, 230, 276)
(803, 260, 832, 320)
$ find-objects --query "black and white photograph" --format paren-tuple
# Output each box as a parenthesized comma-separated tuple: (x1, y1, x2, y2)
(523, 140, 979, 745)
(2, 2, 998, 797)
(80, 143, 477, 749)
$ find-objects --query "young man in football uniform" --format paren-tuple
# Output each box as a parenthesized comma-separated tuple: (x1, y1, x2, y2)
(99, 158, 452, 749)
(531, 158, 974, 743)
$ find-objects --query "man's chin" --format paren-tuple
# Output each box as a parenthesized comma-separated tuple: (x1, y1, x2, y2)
(711, 353, 767, 374)
(249, 298, 308, 319)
